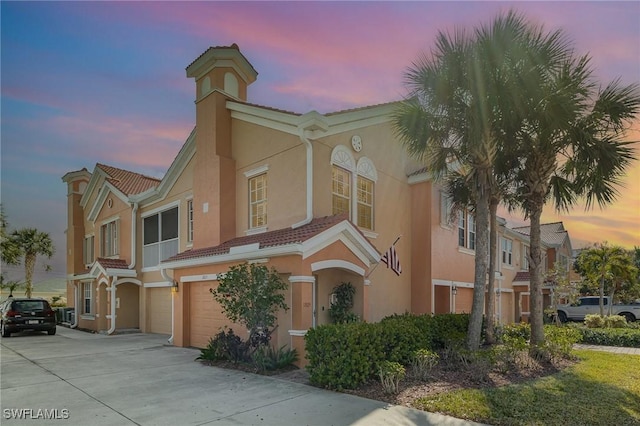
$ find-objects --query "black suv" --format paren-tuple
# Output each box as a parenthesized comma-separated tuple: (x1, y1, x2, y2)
(0, 298, 57, 337)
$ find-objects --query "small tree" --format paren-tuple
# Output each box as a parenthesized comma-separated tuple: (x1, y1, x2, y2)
(212, 263, 288, 349)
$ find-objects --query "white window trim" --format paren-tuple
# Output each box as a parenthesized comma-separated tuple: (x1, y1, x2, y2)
(248, 173, 268, 229)
(186, 199, 194, 244)
(141, 200, 180, 219)
(142, 205, 180, 268)
(244, 164, 269, 178)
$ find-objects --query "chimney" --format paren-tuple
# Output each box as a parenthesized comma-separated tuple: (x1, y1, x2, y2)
(186, 44, 258, 248)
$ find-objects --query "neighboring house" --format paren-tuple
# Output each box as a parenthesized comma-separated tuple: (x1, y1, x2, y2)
(62, 44, 573, 362)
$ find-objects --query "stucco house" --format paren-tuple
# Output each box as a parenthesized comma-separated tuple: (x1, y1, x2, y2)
(62, 44, 572, 361)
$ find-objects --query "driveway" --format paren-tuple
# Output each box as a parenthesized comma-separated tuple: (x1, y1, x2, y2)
(1, 327, 482, 425)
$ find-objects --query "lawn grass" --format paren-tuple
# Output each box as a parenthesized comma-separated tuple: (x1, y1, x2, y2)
(413, 350, 640, 426)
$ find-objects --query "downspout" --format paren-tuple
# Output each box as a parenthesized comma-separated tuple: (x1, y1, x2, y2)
(107, 276, 118, 335)
(70, 282, 79, 329)
(161, 267, 175, 344)
(129, 202, 139, 269)
(291, 127, 313, 229)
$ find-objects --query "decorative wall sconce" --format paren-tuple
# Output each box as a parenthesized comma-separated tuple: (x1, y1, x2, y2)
(172, 281, 179, 293)
(452, 285, 457, 296)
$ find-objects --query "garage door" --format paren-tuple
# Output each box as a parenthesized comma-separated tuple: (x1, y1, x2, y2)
(148, 287, 171, 334)
(189, 282, 229, 348)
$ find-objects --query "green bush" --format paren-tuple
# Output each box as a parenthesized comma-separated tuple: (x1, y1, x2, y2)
(305, 313, 469, 390)
(497, 322, 531, 342)
(378, 361, 405, 394)
(328, 282, 358, 324)
(411, 349, 439, 380)
(305, 322, 384, 390)
(578, 327, 640, 348)
(196, 328, 249, 363)
(604, 315, 628, 328)
(540, 325, 582, 361)
(584, 314, 605, 328)
(252, 345, 298, 372)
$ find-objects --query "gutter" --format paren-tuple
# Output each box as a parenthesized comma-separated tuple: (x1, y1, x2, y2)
(107, 276, 118, 335)
(292, 127, 313, 229)
(70, 283, 79, 329)
(161, 267, 175, 344)
(129, 202, 139, 269)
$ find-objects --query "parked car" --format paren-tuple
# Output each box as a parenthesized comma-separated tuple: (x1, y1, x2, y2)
(0, 298, 57, 337)
(556, 296, 640, 323)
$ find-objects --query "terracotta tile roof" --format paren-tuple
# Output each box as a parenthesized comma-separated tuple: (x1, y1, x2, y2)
(164, 214, 349, 263)
(96, 163, 161, 196)
(514, 271, 530, 282)
(186, 43, 242, 71)
(95, 258, 130, 270)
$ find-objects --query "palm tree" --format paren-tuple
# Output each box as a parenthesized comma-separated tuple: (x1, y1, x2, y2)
(11, 228, 55, 298)
(0, 205, 20, 266)
(575, 243, 638, 315)
(394, 25, 497, 350)
(505, 43, 639, 346)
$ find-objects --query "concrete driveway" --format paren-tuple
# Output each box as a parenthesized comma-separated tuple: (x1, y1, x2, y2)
(1, 327, 482, 425)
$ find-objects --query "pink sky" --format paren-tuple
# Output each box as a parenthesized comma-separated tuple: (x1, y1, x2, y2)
(1, 2, 638, 282)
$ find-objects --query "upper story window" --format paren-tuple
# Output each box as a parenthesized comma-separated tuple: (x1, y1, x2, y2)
(522, 244, 530, 270)
(332, 166, 351, 215)
(83, 235, 94, 266)
(356, 176, 374, 230)
(501, 237, 513, 266)
(330, 145, 377, 230)
(143, 206, 179, 268)
(101, 220, 118, 257)
(187, 199, 194, 243)
(440, 192, 453, 227)
(249, 174, 267, 228)
(458, 210, 476, 250)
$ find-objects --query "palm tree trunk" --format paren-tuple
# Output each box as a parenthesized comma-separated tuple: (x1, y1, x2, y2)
(599, 274, 606, 316)
(485, 197, 498, 345)
(24, 252, 35, 298)
(529, 203, 545, 346)
(466, 185, 490, 350)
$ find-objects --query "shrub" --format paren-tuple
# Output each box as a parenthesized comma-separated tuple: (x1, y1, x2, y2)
(578, 327, 640, 348)
(535, 325, 582, 362)
(378, 361, 405, 394)
(196, 328, 249, 363)
(497, 322, 531, 342)
(584, 314, 605, 328)
(604, 315, 627, 328)
(411, 349, 439, 381)
(305, 322, 384, 390)
(252, 345, 298, 372)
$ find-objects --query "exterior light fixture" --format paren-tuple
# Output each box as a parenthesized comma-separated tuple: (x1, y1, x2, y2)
(452, 285, 457, 296)
(172, 281, 179, 293)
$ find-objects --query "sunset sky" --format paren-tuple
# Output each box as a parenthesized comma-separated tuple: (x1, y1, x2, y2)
(1, 1, 639, 283)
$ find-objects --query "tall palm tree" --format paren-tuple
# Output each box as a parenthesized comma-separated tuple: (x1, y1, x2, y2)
(11, 228, 55, 298)
(506, 45, 639, 346)
(0, 205, 20, 266)
(394, 26, 496, 350)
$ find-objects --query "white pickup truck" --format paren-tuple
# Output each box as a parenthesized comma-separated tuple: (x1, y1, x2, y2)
(556, 296, 640, 323)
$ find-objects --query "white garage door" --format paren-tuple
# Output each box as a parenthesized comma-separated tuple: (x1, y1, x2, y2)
(148, 287, 171, 334)
(189, 282, 229, 348)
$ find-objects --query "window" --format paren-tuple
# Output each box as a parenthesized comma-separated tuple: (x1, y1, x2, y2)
(83, 282, 92, 314)
(83, 235, 94, 265)
(332, 166, 351, 215)
(143, 206, 179, 268)
(101, 220, 118, 257)
(187, 200, 194, 243)
(458, 210, 476, 250)
(501, 238, 513, 266)
(356, 176, 374, 230)
(522, 245, 530, 270)
(249, 174, 267, 228)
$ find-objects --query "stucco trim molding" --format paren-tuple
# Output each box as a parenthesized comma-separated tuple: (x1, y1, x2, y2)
(311, 260, 365, 277)
(288, 276, 315, 283)
(181, 274, 220, 283)
(288, 329, 308, 337)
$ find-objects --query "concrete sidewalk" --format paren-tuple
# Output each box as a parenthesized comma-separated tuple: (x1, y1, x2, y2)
(574, 343, 640, 355)
(1, 327, 483, 425)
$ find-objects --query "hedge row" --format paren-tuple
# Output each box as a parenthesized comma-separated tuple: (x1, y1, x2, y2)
(577, 327, 640, 348)
(304, 313, 469, 390)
